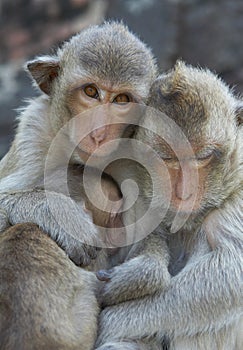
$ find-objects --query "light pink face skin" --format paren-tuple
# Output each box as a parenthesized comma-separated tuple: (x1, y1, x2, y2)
(156, 141, 215, 214)
(67, 79, 142, 162)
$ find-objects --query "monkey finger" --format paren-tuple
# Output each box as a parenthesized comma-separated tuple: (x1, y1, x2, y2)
(96, 269, 114, 282)
(84, 243, 100, 259)
(67, 243, 98, 267)
(69, 249, 91, 267)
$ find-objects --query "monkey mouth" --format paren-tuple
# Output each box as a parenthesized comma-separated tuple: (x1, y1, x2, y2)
(101, 225, 127, 249)
(76, 145, 116, 162)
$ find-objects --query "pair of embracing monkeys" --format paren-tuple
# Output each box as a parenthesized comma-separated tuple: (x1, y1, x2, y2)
(0, 22, 242, 350)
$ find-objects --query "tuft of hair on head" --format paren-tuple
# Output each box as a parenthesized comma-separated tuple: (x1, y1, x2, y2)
(147, 60, 243, 148)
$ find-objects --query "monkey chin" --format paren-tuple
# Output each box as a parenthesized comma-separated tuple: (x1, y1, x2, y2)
(169, 194, 204, 213)
(168, 202, 210, 231)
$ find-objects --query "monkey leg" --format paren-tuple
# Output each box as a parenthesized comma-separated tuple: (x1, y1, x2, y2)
(0, 223, 99, 350)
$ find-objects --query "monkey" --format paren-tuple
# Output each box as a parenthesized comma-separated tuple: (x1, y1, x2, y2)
(0, 21, 173, 348)
(95, 61, 243, 350)
(0, 22, 173, 349)
(0, 21, 157, 266)
(0, 223, 99, 350)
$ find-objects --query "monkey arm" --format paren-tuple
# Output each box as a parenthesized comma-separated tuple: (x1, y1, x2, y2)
(97, 246, 242, 345)
(0, 190, 100, 266)
(97, 232, 171, 307)
(96, 203, 243, 345)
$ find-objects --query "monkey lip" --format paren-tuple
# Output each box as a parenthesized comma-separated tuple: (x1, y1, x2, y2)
(104, 227, 127, 248)
(77, 145, 114, 161)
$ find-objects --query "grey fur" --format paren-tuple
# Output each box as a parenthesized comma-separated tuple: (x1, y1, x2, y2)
(0, 223, 99, 350)
(0, 21, 157, 265)
(95, 61, 243, 350)
(0, 22, 161, 349)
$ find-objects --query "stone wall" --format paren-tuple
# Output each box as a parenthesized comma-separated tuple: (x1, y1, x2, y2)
(1, 0, 242, 159)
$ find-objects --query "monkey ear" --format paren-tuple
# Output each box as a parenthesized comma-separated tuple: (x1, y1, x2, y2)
(26, 56, 60, 95)
(235, 101, 243, 126)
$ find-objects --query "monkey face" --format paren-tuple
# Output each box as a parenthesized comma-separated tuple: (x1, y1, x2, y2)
(140, 60, 242, 225)
(26, 22, 157, 165)
(157, 142, 225, 215)
(66, 79, 143, 161)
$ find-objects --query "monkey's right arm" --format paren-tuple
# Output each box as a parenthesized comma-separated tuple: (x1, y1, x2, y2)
(0, 190, 99, 266)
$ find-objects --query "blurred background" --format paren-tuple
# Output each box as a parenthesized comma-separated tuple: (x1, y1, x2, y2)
(0, 0, 243, 159)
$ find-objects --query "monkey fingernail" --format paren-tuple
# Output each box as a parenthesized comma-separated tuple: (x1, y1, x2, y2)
(96, 270, 111, 282)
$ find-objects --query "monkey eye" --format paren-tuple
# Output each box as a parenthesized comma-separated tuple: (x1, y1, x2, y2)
(113, 93, 131, 104)
(195, 148, 215, 161)
(160, 153, 178, 166)
(83, 84, 99, 99)
(161, 155, 174, 161)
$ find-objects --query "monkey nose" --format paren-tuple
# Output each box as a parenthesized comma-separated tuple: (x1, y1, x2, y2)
(175, 182, 193, 201)
(177, 192, 193, 201)
(90, 127, 107, 146)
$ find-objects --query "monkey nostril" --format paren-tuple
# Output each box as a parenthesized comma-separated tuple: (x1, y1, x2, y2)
(175, 180, 194, 201)
(90, 128, 107, 146)
(180, 193, 193, 201)
(175, 188, 193, 201)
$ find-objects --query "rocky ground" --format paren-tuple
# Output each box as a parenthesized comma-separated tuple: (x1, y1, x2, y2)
(1, 0, 243, 159)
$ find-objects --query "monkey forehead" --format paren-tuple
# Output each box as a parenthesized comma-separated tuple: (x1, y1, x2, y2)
(58, 22, 157, 97)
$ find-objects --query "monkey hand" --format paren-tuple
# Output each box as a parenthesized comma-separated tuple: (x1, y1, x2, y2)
(31, 191, 101, 267)
(96, 254, 170, 307)
(58, 233, 100, 267)
(0, 207, 10, 233)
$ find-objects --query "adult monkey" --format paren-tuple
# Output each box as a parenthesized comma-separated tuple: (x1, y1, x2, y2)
(0, 22, 167, 350)
(0, 21, 157, 265)
(96, 61, 243, 350)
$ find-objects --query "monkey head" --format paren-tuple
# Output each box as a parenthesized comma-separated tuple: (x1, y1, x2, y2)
(138, 61, 243, 228)
(26, 22, 157, 163)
